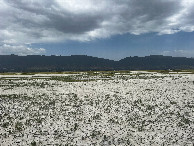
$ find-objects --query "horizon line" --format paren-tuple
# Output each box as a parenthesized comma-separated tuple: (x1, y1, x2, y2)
(1, 54, 194, 59)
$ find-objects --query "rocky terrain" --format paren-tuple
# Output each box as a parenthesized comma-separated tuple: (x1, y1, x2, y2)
(0, 71, 193, 145)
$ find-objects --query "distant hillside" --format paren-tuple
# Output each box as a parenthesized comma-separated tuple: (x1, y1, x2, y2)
(118, 55, 194, 70)
(0, 54, 194, 72)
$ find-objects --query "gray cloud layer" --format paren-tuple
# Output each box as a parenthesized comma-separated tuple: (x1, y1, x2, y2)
(0, 0, 194, 54)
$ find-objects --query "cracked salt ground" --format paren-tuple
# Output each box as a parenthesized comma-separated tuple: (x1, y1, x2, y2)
(0, 72, 194, 145)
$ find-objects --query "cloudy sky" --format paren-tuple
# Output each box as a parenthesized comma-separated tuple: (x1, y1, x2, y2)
(0, 0, 194, 60)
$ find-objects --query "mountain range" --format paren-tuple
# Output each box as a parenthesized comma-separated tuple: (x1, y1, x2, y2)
(0, 54, 194, 72)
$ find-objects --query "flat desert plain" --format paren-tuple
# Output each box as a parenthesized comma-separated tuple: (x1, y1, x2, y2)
(0, 71, 193, 145)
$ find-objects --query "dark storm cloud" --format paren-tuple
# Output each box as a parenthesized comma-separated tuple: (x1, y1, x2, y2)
(0, 0, 194, 54)
(102, 0, 183, 35)
(6, 0, 104, 34)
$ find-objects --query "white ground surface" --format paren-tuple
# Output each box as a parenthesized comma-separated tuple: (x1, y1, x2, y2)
(0, 71, 193, 145)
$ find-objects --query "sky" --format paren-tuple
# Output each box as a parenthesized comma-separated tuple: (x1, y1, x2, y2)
(0, 0, 194, 60)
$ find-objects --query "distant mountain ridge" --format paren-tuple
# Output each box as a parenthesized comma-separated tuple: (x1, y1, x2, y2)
(0, 54, 194, 72)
